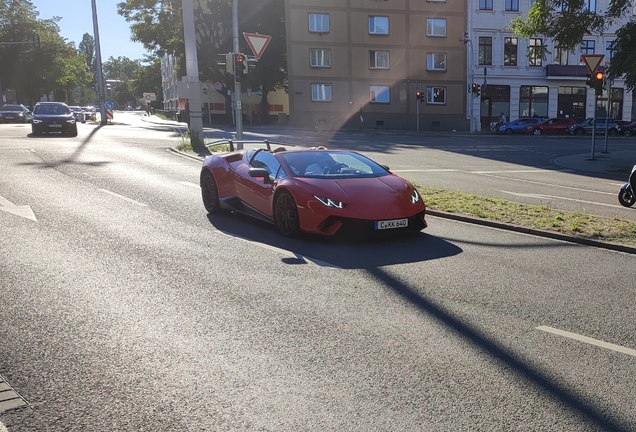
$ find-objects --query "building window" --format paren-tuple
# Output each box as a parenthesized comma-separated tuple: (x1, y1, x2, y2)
(554, 45, 568, 65)
(310, 49, 331, 68)
(370, 86, 390, 103)
(479, 0, 493, 10)
(427, 53, 447, 71)
(504, 37, 518, 66)
(505, 0, 519, 11)
(427, 87, 446, 104)
(426, 19, 446, 37)
(605, 40, 616, 66)
(308, 13, 329, 33)
(555, 1, 569, 12)
(369, 16, 389, 35)
(479, 37, 492, 65)
(529, 38, 543, 66)
(580, 40, 595, 64)
(369, 51, 389, 69)
(519, 86, 548, 117)
(583, 0, 596, 12)
(311, 84, 332, 102)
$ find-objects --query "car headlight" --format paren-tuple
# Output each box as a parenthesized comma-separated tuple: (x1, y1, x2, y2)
(410, 189, 420, 204)
(32, 119, 42, 124)
(314, 195, 347, 209)
(66, 119, 76, 124)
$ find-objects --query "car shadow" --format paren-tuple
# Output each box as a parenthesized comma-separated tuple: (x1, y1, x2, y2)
(206, 212, 462, 269)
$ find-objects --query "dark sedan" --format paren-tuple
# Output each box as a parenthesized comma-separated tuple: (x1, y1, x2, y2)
(0, 104, 32, 123)
(613, 121, 636, 137)
(524, 118, 577, 135)
(31, 102, 78, 137)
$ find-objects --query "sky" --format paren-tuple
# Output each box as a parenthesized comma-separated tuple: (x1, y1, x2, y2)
(30, 0, 149, 62)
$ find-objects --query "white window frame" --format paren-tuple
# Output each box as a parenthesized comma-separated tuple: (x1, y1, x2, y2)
(426, 53, 446, 71)
(368, 16, 389, 35)
(308, 13, 329, 33)
(427, 87, 446, 105)
(426, 19, 446, 37)
(310, 49, 331, 68)
(370, 86, 390, 104)
(311, 84, 332, 102)
(370, 50, 389, 69)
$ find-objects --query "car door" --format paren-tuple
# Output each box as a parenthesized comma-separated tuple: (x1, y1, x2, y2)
(243, 150, 283, 217)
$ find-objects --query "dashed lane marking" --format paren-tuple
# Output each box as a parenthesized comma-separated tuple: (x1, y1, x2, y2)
(537, 326, 636, 357)
(98, 189, 148, 207)
(178, 181, 200, 188)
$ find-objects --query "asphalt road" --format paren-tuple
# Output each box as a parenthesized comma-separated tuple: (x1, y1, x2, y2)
(1, 117, 635, 431)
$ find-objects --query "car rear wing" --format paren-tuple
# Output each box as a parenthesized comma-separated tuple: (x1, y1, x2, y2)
(205, 139, 293, 152)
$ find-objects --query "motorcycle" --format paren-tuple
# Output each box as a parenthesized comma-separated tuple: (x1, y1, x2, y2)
(618, 165, 636, 207)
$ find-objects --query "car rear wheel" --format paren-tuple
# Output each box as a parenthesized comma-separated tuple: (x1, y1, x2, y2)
(625, 130, 633, 137)
(504, 128, 513, 135)
(574, 128, 585, 136)
(201, 171, 221, 214)
(609, 129, 618, 136)
(274, 190, 300, 237)
(533, 128, 542, 136)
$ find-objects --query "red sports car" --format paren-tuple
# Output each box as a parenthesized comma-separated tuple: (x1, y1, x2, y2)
(200, 141, 427, 237)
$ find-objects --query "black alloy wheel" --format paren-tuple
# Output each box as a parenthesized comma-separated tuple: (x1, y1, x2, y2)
(618, 189, 636, 207)
(274, 190, 300, 237)
(625, 130, 632, 137)
(574, 128, 585, 136)
(504, 128, 513, 135)
(201, 171, 221, 214)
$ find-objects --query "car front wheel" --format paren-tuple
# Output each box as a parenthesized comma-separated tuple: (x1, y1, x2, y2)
(274, 190, 300, 237)
(574, 128, 585, 136)
(201, 171, 221, 214)
(533, 128, 542, 136)
(625, 130, 633, 137)
(504, 128, 513, 135)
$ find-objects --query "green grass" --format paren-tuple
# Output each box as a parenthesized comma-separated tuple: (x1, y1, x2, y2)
(175, 133, 230, 153)
(417, 185, 636, 246)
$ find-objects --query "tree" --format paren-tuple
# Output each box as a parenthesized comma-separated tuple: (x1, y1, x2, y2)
(131, 56, 163, 107)
(78, 33, 96, 74)
(510, 0, 636, 89)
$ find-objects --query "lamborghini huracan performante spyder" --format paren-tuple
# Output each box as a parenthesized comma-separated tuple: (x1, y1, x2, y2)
(200, 140, 427, 237)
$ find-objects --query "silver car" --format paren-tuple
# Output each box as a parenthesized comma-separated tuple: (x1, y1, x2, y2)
(69, 106, 86, 123)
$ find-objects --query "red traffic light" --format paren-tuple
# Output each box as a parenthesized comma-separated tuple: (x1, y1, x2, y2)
(235, 54, 245, 63)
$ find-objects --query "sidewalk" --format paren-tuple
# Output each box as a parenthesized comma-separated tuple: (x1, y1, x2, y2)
(553, 149, 636, 176)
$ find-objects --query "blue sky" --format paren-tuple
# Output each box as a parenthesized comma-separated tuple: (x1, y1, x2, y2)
(30, 0, 149, 62)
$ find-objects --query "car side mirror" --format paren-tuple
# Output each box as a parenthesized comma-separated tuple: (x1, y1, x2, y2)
(248, 167, 271, 183)
(380, 164, 390, 172)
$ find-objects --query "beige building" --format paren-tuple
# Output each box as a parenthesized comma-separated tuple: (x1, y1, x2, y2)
(284, 0, 468, 131)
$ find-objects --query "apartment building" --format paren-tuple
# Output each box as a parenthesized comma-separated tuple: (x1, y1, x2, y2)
(470, 0, 634, 131)
(284, 0, 468, 131)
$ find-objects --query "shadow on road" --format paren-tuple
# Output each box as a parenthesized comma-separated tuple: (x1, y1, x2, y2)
(206, 212, 462, 269)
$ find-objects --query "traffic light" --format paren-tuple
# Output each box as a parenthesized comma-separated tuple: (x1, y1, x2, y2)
(416, 91, 422, 102)
(235, 53, 248, 81)
(471, 83, 481, 97)
(585, 73, 592, 87)
(32, 33, 40, 48)
(225, 53, 234, 75)
(593, 71, 605, 96)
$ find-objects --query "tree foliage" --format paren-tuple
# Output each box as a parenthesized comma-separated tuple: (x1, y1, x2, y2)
(510, 0, 636, 89)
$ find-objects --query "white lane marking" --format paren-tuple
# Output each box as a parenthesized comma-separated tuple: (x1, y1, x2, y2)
(476, 171, 616, 196)
(178, 181, 200, 188)
(472, 169, 573, 174)
(537, 326, 636, 357)
(215, 231, 341, 269)
(392, 169, 459, 173)
(98, 189, 148, 207)
(498, 190, 624, 209)
(0, 194, 37, 221)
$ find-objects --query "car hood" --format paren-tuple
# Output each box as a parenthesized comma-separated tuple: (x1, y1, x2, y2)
(297, 174, 414, 204)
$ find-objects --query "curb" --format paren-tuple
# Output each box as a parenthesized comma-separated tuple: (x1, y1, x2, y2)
(168, 147, 636, 255)
(426, 210, 636, 255)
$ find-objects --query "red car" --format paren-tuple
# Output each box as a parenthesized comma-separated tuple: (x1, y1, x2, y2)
(524, 117, 578, 135)
(200, 141, 427, 237)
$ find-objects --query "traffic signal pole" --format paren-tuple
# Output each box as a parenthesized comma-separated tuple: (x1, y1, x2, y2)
(232, 0, 243, 146)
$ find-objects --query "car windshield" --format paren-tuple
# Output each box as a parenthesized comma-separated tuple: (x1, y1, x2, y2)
(2, 105, 22, 111)
(280, 150, 389, 178)
(34, 104, 70, 115)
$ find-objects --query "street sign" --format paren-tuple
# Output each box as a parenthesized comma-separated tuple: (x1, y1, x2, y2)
(243, 32, 271, 60)
(105, 101, 114, 110)
(143, 92, 156, 102)
(581, 54, 604, 75)
(214, 81, 223, 91)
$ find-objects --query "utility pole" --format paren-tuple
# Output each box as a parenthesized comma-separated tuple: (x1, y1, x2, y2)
(233, 0, 244, 146)
(91, 0, 107, 125)
(182, 0, 203, 149)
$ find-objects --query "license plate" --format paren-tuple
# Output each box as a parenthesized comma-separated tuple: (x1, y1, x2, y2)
(49, 124, 62, 128)
(375, 218, 408, 230)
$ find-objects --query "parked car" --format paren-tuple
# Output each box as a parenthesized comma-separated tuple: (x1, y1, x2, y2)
(614, 121, 636, 137)
(31, 102, 77, 137)
(0, 104, 32, 123)
(496, 117, 544, 134)
(524, 118, 578, 135)
(200, 141, 427, 237)
(568, 118, 624, 136)
(69, 106, 86, 123)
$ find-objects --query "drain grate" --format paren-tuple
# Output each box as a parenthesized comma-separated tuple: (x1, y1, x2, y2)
(0, 375, 28, 413)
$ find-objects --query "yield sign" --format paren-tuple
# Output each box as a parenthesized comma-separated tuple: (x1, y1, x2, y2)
(243, 32, 271, 60)
(581, 54, 604, 75)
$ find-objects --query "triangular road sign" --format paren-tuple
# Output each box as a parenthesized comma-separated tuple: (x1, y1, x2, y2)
(581, 54, 604, 75)
(243, 32, 271, 60)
